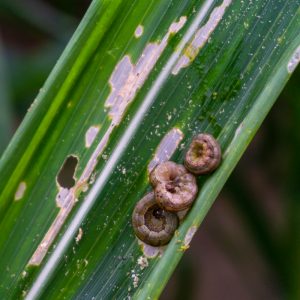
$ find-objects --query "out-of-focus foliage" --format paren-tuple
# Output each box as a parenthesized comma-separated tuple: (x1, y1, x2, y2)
(0, 40, 13, 154)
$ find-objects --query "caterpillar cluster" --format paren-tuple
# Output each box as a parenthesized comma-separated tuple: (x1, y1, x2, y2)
(132, 133, 221, 246)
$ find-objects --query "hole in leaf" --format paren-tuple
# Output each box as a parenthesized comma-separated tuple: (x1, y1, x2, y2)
(57, 155, 78, 189)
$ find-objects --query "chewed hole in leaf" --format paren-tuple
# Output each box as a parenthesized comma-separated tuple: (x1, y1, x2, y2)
(57, 155, 78, 189)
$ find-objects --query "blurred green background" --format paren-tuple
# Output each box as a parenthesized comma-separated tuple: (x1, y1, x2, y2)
(0, 1, 299, 299)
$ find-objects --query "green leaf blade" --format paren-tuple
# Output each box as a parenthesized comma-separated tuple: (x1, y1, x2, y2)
(0, 0, 299, 299)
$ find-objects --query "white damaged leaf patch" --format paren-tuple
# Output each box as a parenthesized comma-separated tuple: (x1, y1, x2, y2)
(172, 0, 232, 75)
(148, 127, 184, 173)
(14, 182, 27, 201)
(105, 16, 187, 125)
(287, 45, 300, 74)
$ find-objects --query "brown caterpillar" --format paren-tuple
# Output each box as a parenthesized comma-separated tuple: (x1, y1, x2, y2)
(150, 161, 198, 212)
(132, 192, 179, 246)
(184, 133, 221, 175)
